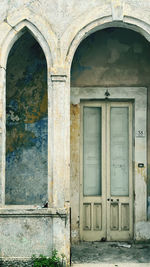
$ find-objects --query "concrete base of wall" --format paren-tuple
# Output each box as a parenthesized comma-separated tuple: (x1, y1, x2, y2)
(0, 258, 33, 267)
(0, 208, 70, 264)
(135, 221, 150, 240)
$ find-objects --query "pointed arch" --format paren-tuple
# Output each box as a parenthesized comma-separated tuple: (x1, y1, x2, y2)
(0, 19, 53, 70)
(5, 29, 48, 205)
(0, 17, 54, 206)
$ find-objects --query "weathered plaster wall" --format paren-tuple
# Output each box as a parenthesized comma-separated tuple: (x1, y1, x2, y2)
(0, 216, 52, 257)
(0, 0, 150, 262)
(6, 30, 48, 205)
(0, 208, 70, 263)
(70, 27, 150, 242)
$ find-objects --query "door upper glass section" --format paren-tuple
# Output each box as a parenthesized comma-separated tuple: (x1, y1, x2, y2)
(110, 107, 129, 196)
(83, 107, 101, 196)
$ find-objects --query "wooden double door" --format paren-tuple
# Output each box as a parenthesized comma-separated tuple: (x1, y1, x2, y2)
(80, 101, 133, 241)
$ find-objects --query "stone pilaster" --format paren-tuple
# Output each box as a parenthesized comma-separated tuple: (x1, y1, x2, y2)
(50, 72, 70, 209)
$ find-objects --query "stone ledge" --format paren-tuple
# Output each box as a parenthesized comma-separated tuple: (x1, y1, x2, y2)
(0, 207, 68, 217)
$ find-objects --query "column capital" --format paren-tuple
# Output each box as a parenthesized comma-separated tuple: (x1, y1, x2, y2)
(50, 65, 68, 82)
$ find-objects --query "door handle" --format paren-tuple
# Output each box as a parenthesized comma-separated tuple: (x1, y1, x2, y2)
(107, 198, 119, 202)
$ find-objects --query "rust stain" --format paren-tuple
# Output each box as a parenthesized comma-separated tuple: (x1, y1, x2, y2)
(40, 92, 48, 114)
(70, 104, 80, 145)
(6, 128, 35, 153)
(136, 163, 147, 183)
(70, 104, 80, 177)
(70, 103, 80, 240)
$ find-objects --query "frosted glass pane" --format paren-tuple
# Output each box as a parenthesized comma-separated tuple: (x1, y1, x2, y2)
(110, 107, 129, 196)
(83, 107, 101, 196)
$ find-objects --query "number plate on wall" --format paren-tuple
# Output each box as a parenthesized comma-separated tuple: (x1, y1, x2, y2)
(136, 130, 145, 138)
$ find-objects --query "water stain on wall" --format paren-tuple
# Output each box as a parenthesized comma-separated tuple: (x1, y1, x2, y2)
(71, 28, 150, 87)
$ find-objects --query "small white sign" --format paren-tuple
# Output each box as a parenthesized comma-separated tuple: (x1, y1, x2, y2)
(136, 130, 145, 138)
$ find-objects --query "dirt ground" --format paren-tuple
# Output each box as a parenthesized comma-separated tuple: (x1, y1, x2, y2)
(71, 242, 150, 265)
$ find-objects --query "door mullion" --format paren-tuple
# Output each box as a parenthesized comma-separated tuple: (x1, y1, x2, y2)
(119, 202, 122, 231)
(102, 103, 107, 240)
(91, 202, 93, 231)
(106, 102, 111, 240)
(129, 103, 133, 238)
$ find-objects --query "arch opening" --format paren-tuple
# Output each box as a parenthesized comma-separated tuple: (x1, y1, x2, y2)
(5, 29, 48, 205)
(70, 27, 150, 244)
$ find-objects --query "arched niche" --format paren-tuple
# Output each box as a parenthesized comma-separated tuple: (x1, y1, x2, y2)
(5, 29, 48, 205)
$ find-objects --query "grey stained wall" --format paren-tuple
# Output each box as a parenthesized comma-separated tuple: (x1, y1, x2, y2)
(70, 27, 150, 241)
(71, 28, 150, 88)
(5, 30, 48, 205)
(1, 0, 150, 262)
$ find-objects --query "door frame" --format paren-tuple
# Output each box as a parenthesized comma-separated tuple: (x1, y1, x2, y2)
(80, 101, 133, 241)
(71, 86, 147, 241)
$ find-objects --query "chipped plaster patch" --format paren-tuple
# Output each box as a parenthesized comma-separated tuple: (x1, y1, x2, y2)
(135, 221, 150, 240)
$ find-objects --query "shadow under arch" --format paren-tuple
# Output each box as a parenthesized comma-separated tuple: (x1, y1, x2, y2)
(67, 17, 150, 69)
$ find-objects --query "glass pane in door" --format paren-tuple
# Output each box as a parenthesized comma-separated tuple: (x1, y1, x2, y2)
(110, 107, 129, 196)
(83, 107, 101, 196)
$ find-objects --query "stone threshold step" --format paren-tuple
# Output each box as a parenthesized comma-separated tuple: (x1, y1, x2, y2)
(72, 264, 150, 267)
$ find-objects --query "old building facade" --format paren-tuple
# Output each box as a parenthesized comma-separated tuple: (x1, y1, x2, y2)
(0, 0, 150, 265)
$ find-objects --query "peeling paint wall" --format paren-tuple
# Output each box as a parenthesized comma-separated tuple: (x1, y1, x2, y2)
(70, 27, 150, 242)
(0, 0, 150, 262)
(5, 31, 48, 205)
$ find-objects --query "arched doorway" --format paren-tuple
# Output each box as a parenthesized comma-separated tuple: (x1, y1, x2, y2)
(70, 27, 149, 243)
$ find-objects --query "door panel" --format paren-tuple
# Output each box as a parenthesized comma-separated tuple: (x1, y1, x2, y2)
(121, 204, 129, 230)
(83, 107, 101, 196)
(80, 103, 106, 241)
(83, 203, 91, 230)
(110, 107, 129, 196)
(107, 102, 133, 241)
(93, 203, 102, 230)
(110, 203, 119, 230)
(80, 101, 133, 241)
